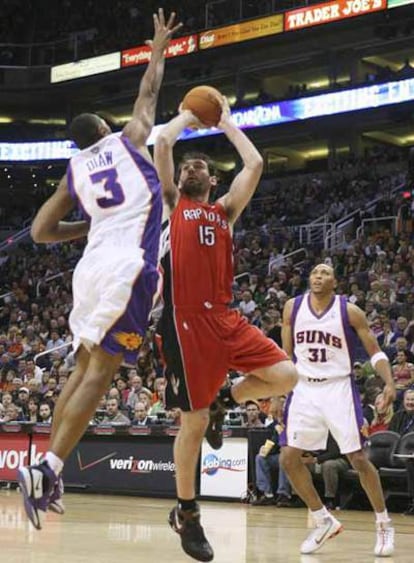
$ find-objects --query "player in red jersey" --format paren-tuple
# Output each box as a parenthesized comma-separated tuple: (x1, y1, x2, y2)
(155, 99, 298, 562)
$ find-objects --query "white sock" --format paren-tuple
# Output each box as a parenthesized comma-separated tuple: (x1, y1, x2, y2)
(264, 492, 273, 498)
(45, 451, 64, 476)
(375, 510, 391, 525)
(312, 506, 330, 525)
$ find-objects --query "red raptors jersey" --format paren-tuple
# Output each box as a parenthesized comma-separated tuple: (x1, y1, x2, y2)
(169, 196, 233, 308)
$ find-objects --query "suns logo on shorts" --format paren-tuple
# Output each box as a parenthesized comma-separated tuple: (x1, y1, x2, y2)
(114, 332, 143, 350)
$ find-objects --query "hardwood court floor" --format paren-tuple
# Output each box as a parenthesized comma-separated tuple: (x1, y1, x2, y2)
(1, 491, 413, 563)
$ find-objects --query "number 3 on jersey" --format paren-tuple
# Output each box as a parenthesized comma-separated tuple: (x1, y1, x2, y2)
(90, 168, 125, 208)
(199, 225, 215, 246)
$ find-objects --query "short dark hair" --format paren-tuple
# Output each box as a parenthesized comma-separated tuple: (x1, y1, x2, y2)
(68, 113, 103, 149)
(179, 152, 216, 176)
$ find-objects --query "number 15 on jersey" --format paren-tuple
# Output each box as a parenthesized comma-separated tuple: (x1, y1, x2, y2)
(199, 225, 215, 246)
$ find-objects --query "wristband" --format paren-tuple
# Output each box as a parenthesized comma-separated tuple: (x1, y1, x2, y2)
(370, 351, 388, 368)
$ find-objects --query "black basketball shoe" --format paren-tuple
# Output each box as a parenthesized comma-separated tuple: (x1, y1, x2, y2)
(169, 504, 214, 562)
(205, 400, 226, 450)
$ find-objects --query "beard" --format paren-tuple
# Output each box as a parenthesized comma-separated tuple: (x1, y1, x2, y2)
(180, 177, 208, 197)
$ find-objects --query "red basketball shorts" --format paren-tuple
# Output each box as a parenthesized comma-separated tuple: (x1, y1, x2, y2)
(161, 307, 288, 411)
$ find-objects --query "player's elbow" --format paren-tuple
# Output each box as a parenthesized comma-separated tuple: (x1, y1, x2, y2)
(155, 133, 174, 153)
(31, 222, 51, 243)
(248, 153, 263, 173)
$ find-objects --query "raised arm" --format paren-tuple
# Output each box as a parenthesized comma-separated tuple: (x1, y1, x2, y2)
(216, 99, 263, 226)
(154, 110, 199, 211)
(122, 9, 182, 152)
(31, 176, 89, 243)
(347, 302, 396, 407)
(281, 298, 295, 359)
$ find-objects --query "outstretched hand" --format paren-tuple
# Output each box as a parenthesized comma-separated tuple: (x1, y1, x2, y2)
(145, 8, 183, 53)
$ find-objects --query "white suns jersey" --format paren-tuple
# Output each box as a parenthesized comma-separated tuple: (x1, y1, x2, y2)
(67, 132, 162, 261)
(291, 293, 354, 379)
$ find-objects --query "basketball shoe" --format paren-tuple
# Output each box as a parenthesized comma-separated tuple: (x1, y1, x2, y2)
(49, 474, 65, 515)
(169, 504, 214, 562)
(300, 514, 343, 554)
(205, 400, 226, 450)
(374, 522, 394, 557)
(18, 461, 58, 530)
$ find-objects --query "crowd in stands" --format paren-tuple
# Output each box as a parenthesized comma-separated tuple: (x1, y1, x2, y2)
(0, 147, 413, 510)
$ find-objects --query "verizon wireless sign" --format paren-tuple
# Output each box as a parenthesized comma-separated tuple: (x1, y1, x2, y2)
(121, 34, 197, 68)
(0, 436, 44, 480)
(285, 0, 387, 31)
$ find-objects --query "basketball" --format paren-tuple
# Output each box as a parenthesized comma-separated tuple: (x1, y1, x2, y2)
(181, 85, 223, 127)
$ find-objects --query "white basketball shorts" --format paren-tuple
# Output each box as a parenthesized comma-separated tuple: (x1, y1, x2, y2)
(279, 376, 366, 454)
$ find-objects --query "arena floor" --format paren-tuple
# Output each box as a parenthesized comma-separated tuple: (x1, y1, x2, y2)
(1, 491, 413, 562)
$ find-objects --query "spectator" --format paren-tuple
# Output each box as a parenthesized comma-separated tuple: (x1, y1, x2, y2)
(368, 392, 394, 435)
(38, 402, 53, 424)
(27, 397, 40, 423)
(252, 398, 292, 507)
(389, 389, 414, 435)
(131, 402, 152, 426)
(392, 350, 414, 394)
(102, 398, 130, 425)
(244, 400, 264, 429)
(3, 403, 25, 422)
(239, 290, 256, 318)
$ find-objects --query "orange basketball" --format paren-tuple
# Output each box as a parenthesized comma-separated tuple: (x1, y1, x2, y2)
(181, 85, 223, 127)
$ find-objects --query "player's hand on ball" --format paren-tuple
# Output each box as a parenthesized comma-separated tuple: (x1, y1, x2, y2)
(178, 105, 204, 130)
(218, 96, 231, 128)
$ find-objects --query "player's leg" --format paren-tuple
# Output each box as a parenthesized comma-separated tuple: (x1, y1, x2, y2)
(280, 447, 323, 510)
(50, 346, 122, 459)
(231, 362, 297, 402)
(46, 346, 90, 514)
(327, 378, 394, 556)
(347, 450, 394, 556)
(168, 410, 214, 562)
(206, 317, 298, 449)
(279, 384, 342, 554)
(162, 312, 216, 561)
(50, 346, 90, 441)
(18, 346, 122, 530)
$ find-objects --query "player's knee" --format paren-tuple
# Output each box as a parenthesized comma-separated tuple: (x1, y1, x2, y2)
(280, 448, 301, 473)
(348, 451, 371, 473)
(180, 409, 209, 436)
(275, 361, 298, 394)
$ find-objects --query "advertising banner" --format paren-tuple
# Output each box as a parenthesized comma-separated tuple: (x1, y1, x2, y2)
(51, 52, 120, 83)
(285, 0, 387, 31)
(200, 438, 248, 498)
(121, 34, 198, 68)
(387, 0, 414, 6)
(199, 15, 283, 50)
(64, 436, 176, 494)
(0, 434, 30, 480)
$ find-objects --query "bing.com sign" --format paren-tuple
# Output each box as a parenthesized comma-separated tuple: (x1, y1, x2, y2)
(202, 453, 247, 476)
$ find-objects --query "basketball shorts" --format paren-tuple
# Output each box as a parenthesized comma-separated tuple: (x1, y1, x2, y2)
(70, 246, 159, 364)
(279, 376, 366, 454)
(160, 306, 288, 411)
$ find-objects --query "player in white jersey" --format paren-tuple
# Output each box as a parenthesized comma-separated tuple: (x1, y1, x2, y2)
(18, 9, 182, 531)
(281, 263, 396, 557)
